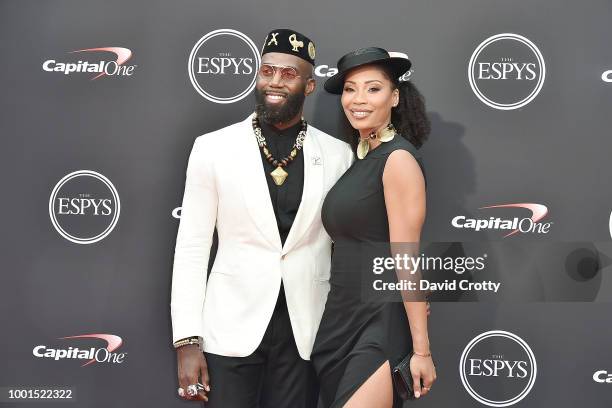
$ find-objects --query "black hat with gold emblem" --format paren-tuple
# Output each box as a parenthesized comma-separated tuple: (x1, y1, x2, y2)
(324, 47, 411, 94)
(261, 29, 316, 65)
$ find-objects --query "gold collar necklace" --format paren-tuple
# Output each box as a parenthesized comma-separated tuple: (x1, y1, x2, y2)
(357, 123, 396, 159)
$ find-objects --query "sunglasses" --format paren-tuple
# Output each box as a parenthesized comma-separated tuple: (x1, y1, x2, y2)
(258, 63, 303, 82)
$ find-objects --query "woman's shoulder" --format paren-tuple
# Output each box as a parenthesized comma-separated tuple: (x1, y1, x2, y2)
(381, 136, 426, 185)
(392, 135, 421, 157)
(371, 135, 421, 160)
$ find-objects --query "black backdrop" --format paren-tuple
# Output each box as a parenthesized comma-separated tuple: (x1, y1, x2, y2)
(2, 1, 612, 407)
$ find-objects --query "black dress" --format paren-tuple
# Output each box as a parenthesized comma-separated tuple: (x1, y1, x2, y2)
(312, 135, 424, 408)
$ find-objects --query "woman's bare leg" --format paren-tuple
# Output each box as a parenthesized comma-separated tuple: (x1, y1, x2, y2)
(343, 360, 393, 408)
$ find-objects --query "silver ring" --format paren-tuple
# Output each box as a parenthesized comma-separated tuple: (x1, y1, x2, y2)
(187, 384, 198, 396)
(423, 386, 431, 390)
(177, 387, 185, 397)
(196, 382, 206, 391)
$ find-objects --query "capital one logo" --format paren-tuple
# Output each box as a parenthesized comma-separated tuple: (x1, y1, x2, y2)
(593, 370, 612, 383)
(451, 203, 551, 237)
(314, 65, 338, 78)
(460, 330, 537, 407)
(188, 29, 260, 104)
(468, 33, 545, 110)
(315, 63, 413, 82)
(49, 170, 120, 244)
(42, 47, 136, 80)
(33, 333, 127, 367)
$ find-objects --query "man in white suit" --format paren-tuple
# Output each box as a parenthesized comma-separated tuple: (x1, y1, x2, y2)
(171, 29, 353, 407)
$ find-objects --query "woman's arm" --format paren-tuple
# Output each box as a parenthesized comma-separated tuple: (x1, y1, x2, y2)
(383, 148, 435, 397)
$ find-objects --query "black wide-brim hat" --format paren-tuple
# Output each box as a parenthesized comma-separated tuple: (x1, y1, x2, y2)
(324, 47, 411, 94)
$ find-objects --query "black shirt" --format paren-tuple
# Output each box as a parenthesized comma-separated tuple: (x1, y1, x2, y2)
(258, 120, 305, 246)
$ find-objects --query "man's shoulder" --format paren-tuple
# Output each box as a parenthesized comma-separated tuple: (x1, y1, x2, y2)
(191, 116, 252, 153)
(195, 118, 247, 143)
(308, 124, 352, 155)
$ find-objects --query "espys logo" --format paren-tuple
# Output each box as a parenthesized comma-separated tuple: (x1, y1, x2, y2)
(460, 330, 537, 407)
(42, 47, 136, 80)
(33, 333, 126, 367)
(188, 29, 260, 104)
(468, 33, 545, 110)
(49, 170, 120, 244)
(451, 203, 551, 237)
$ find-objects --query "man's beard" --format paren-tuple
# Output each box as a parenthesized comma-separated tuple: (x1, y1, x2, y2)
(254, 86, 306, 125)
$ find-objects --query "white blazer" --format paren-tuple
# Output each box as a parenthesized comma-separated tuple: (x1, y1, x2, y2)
(171, 113, 353, 360)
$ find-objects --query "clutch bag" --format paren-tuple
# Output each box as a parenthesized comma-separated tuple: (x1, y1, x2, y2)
(392, 351, 416, 400)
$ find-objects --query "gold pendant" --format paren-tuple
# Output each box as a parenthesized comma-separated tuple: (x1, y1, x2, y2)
(270, 166, 288, 186)
(357, 139, 370, 159)
(379, 124, 396, 142)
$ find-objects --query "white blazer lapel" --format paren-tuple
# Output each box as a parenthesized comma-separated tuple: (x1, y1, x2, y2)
(239, 114, 282, 251)
(282, 126, 324, 255)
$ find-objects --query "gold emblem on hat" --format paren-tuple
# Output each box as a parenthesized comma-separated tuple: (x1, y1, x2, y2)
(308, 42, 316, 60)
(267, 32, 279, 46)
(289, 34, 304, 52)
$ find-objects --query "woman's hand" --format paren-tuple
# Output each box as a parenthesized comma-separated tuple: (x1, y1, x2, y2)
(410, 353, 436, 398)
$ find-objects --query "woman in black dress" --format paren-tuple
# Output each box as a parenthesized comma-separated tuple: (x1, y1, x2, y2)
(312, 48, 436, 407)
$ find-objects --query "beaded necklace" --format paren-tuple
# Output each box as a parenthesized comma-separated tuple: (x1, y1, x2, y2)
(252, 115, 307, 186)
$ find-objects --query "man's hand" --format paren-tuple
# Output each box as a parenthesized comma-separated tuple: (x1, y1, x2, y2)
(177, 344, 210, 401)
